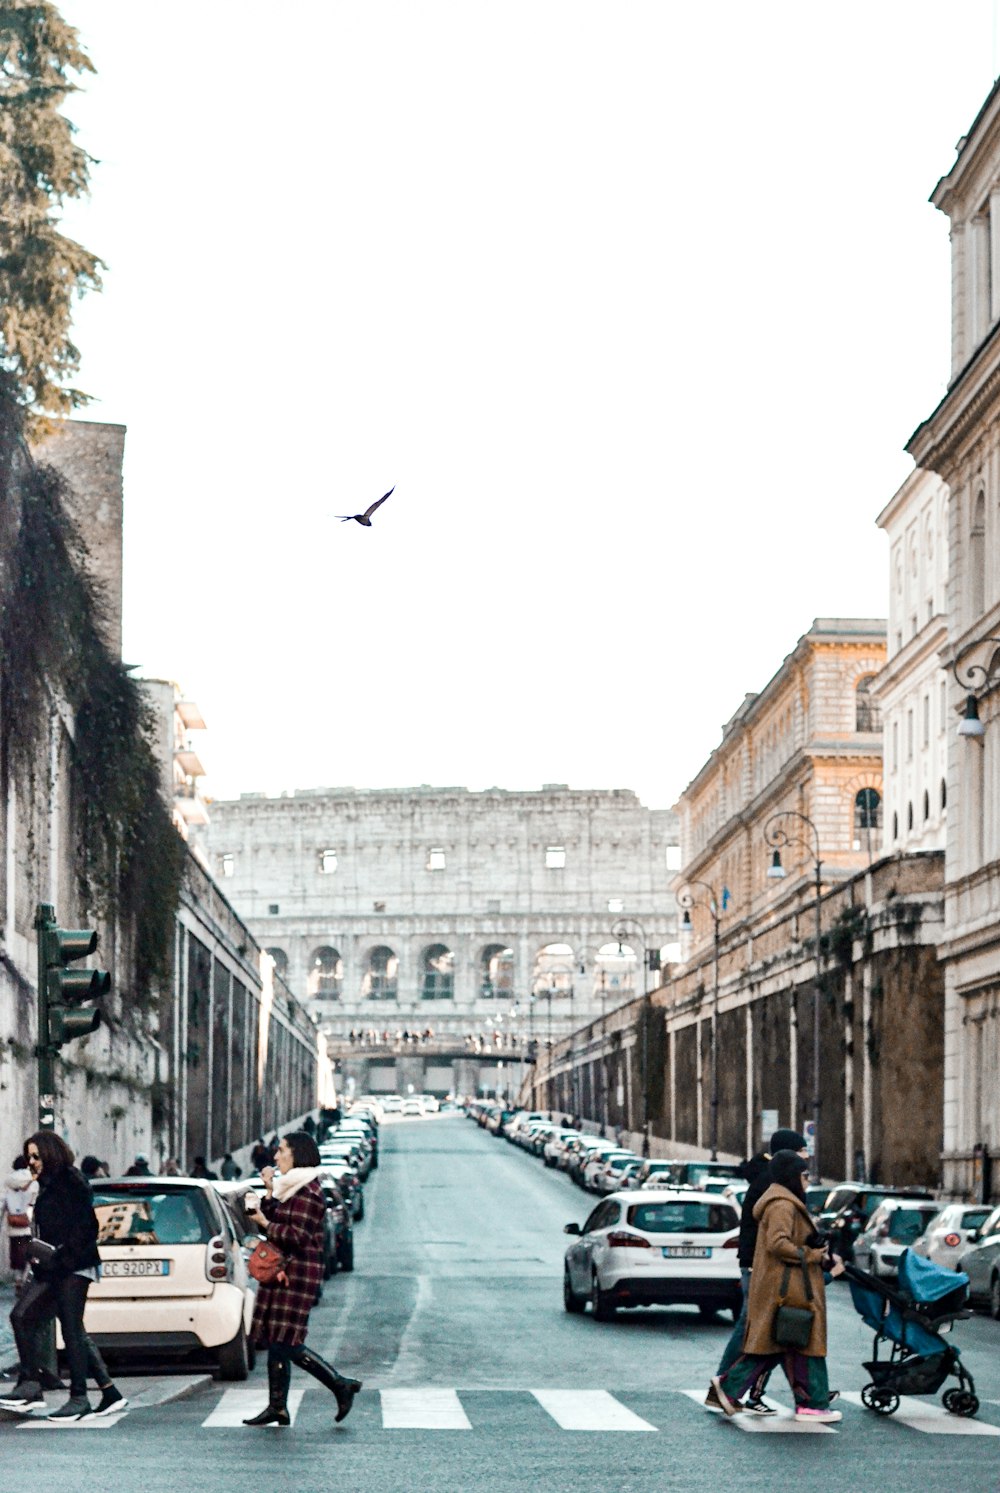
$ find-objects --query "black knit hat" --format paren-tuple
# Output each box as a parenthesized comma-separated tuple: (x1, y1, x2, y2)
(770, 1149, 809, 1192)
(770, 1128, 807, 1153)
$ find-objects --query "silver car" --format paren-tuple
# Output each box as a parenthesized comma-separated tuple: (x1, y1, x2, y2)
(852, 1198, 943, 1279)
(913, 1203, 992, 1270)
(957, 1203, 1000, 1317)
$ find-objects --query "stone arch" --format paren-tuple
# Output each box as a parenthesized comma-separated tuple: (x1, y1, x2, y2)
(421, 944, 454, 999)
(362, 945, 398, 1000)
(594, 940, 636, 1001)
(307, 945, 343, 999)
(480, 944, 514, 999)
(266, 947, 288, 980)
(533, 942, 576, 996)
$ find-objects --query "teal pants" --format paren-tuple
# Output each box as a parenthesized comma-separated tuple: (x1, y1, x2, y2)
(719, 1349, 830, 1410)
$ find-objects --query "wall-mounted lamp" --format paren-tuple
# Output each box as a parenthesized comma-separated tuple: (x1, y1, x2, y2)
(766, 849, 786, 880)
(953, 636, 1000, 740)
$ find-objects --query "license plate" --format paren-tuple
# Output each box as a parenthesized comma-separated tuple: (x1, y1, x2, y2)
(662, 1246, 711, 1259)
(102, 1259, 170, 1278)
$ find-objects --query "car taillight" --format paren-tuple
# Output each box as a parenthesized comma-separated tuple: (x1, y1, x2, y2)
(944, 1233, 961, 1247)
(206, 1236, 230, 1282)
(606, 1231, 651, 1249)
(722, 1236, 739, 1249)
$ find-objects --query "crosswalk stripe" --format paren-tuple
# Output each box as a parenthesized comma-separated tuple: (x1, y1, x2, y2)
(840, 1392, 1000, 1435)
(380, 1388, 471, 1429)
(530, 1389, 655, 1432)
(17, 1414, 127, 1431)
(679, 1390, 836, 1432)
(201, 1387, 305, 1428)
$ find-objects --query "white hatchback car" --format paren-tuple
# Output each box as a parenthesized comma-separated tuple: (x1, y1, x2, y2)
(563, 1189, 741, 1321)
(82, 1177, 256, 1378)
(913, 1203, 992, 1270)
(401, 1097, 424, 1116)
(852, 1198, 945, 1279)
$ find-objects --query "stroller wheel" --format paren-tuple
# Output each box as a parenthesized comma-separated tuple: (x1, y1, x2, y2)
(861, 1384, 899, 1415)
(942, 1388, 979, 1418)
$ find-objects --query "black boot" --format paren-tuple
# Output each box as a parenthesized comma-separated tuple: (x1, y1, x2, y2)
(243, 1357, 291, 1427)
(297, 1348, 362, 1423)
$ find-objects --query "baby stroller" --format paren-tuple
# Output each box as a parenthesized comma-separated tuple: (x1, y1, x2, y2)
(844, 1249, 979, 1417)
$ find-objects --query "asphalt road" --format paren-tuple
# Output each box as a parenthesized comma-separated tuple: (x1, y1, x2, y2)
(2, 1115, 1000, 1492)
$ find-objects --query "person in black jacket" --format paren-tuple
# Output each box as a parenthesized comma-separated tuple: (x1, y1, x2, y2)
(0, 1132, 126, 1423)
(706, 1128, 808, 1415)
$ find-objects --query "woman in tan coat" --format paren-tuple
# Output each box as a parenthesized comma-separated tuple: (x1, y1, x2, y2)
(711, 1151, 844, 1423)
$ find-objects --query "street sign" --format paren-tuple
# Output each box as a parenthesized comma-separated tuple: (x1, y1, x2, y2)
(804, 1120, 816, 1157)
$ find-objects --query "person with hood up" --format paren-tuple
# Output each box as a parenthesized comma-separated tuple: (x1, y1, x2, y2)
(1, 1155, 37, 1279)
(710, 1149, 844, 1423)
(708, 1128, 809, 1414)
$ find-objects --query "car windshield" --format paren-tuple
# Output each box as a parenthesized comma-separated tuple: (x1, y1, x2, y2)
(888, 1208, 936, 1243)
(91, 1187, 215, 1245)
(863, 1192, 896, 1217)
(627, 1201, 738, 1234)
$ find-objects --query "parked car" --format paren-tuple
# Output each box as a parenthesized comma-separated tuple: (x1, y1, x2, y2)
(317, 1177, 354, 1274)
(563, 1190, 741, 1321)
(85, 1177, 256, 1378)
(567, 1138, 614, 1184)
(818, 1184, 935, 1260)
(913, 1203, 993, 1270)
(594, 1155, 642, 1195)
(633, 1159, 678, 1189)
(543, 1130, 580, 1168)
(381, 1095, 403, 1114)
(957, 1203, 1000, 1316)
(851, 1198, 945, 1278)
(582, 1149, 635, 1192)
(420, 1094, 440, 1113)
(320, 1140, 370, 1180)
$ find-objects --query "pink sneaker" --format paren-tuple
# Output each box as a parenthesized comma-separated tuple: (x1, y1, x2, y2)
(795, 1406, 842, 1423)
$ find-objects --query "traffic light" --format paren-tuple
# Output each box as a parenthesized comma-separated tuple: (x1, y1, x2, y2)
(37, 903, 110, 1048)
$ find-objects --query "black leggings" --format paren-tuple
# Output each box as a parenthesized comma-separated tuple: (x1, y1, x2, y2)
(12, 1276, 110, 1399)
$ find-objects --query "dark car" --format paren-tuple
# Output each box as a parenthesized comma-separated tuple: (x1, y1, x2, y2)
(318, 1179, 354, 1274)
(818, 1183, 935, 1260)
(319, 1164, 364, 1223)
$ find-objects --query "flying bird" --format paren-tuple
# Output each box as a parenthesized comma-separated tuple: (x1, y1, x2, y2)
(337, 487, 394, 526)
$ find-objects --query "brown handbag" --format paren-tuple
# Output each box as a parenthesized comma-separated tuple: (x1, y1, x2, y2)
(247, 1238, 288, 1284)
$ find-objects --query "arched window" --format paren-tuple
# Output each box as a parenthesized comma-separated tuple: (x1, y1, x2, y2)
(266, 947, 288, 979)
(922, 790, 930, 822)
(480, 944, 514, 998)
(363, 946, 398, 1000)
(941, 777, 947, 811)
(892, 812, 899, 842)
(594, 941, 636, 1001)
(307, 946, 342, 999)
(907, 801, 914, 832)
(854, 788, 881, 832)
(533, 943, 576, 997)
(421, 945, 454, 999)
(971, 489, 986, 617)
(855, 676, 880, 732)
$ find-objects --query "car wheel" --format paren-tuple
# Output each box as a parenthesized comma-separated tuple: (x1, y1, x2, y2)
(216, 1323, 250, 1381)
(990, 1274, 1000, 1321)
(591, 1274, 616, 1321)
(339, 1239, 355, 1273)
(563, 1266, 585, 1314)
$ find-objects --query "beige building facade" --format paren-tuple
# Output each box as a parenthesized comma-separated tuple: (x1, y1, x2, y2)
(873, 467, 950, 854)
(907, 78, 1000, 1198)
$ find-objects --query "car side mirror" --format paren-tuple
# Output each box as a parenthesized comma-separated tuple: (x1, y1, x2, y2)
(967, 1229, 981, 1244)
(563, 1222, 581, 1235)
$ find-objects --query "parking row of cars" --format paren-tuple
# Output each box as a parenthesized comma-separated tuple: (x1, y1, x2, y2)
(471, 1103, 1000, 1320)
(69, 1104, 381, 1381)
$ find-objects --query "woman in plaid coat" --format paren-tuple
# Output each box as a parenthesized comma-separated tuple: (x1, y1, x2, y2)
(243, 1132, 362, 1427)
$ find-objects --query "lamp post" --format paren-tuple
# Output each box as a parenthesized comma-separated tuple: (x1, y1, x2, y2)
(676, 880, 722, 1160)
(764, 809, 823, 1183)
(611, 917, 653, 1157)
(952, 635, 1000, 738)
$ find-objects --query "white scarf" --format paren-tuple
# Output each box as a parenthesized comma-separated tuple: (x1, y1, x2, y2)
(270, 1166, 320, 1204)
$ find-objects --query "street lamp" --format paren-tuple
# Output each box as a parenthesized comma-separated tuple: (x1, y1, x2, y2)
(764, 809, 823, 1182)
(676, 880, 722, 1161)
(952, 635, 1000, 738)
(610, 917, 655, 1157)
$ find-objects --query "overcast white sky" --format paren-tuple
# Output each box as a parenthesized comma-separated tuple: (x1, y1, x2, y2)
(58, 1, 999, 810)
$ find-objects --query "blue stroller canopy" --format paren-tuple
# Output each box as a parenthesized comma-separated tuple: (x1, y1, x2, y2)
(898, 1249, 970, 1303)
(847, 1250, 970, 1360)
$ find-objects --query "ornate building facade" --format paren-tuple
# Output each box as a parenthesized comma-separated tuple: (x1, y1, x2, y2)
(907, 77, 1000, 1198)
(873, 467, 950, 855)
(205, 785, 678, 1094)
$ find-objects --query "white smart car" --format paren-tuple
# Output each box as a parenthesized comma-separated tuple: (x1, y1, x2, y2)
(563, 1189, 741, 1321)
(81, 1177, 256, 1378)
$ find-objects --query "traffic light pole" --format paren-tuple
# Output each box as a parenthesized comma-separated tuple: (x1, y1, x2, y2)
(34, 902, 57, 1131)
